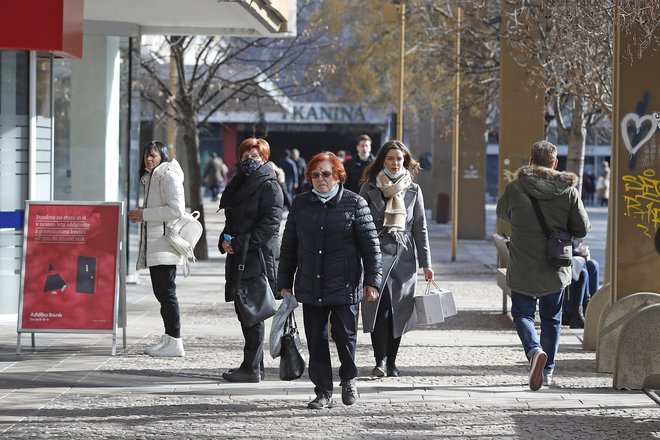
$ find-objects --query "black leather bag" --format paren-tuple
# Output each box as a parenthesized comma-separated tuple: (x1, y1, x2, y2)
(235, 274, 277, 328)
(279, 313, 305, 381)
(233, 237, 277, 327)
(528, 195, 573, 269)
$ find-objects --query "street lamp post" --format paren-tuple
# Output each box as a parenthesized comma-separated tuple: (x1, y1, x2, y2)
(396, 2, 405, 140)
(451, 7, 462, 262)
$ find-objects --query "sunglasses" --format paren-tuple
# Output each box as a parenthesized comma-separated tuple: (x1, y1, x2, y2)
(310, 170, 333, 179)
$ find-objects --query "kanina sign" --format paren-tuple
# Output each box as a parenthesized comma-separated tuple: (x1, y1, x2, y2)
(209, 102, 386, 125)
(285, 104, 367, 122)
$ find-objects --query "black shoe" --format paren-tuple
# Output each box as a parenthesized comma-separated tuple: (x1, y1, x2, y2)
(341, 379, 358, 405)
(371, 359, 386, 377)
(222, 369, 260, 383)
(386, 365, 400, 377)
(228, 367, 265, 380)
(308, 393, 333, 409)
(570, 305, 585, 329)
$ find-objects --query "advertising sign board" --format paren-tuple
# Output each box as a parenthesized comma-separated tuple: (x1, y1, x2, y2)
(17, 202, 124, 353)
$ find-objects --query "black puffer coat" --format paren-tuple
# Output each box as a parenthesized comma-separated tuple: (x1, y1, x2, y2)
(219, 162, 284, 302)
(277, 186, 382, 307)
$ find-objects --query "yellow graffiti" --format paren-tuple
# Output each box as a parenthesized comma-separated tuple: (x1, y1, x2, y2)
(502, 169, 517, 184)
(622, 168, 660, 238)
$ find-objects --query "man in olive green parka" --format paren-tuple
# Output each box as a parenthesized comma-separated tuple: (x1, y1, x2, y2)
(497, 140, 591, 391)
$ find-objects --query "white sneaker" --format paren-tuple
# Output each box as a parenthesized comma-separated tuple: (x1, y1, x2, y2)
(149, 335, 185, 357)
(144, 334, 168, 355)
(543, 372, 557, 387)
(528, 348, 547, 391)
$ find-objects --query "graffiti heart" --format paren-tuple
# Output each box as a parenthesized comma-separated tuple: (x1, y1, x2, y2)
(621, 112, 659, 156)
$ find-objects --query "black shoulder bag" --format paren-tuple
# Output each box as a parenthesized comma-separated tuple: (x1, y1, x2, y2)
(528, 195, 573, 269)
(233, 236, 278, 327)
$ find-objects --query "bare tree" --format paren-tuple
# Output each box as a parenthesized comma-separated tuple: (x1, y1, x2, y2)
(501, 1, 660, 191)
(140, 2, 329, 259)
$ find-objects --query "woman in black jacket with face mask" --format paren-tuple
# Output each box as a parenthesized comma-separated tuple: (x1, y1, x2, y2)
(218, 138, 284, 383)
(278, 152, 382, 409)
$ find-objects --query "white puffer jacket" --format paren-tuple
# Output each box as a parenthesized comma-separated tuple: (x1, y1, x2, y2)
(136, 159, 186, 270)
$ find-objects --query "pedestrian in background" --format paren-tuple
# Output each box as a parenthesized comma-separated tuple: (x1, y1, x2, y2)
(218, 138, 284, 383)
(278, 152, 382, 409)
(203, 152, 228, 201)
(496, 140, 591, 390)
(291, 148, 307, 194)
(595, 160, 610, 207)
(128, 140, 186, 357)
(278, 149, 299, 202)
(344, 134, 375, 193)
(359, 140, 434, 378)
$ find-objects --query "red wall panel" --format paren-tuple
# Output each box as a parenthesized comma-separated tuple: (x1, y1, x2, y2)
(0, 0, 83, 59)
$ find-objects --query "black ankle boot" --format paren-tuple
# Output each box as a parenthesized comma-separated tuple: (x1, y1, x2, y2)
(371, 359, 386, 377)
(570, 305, 585, 329)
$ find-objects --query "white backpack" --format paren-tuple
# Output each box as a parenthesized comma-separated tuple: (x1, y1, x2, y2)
(164, 211, 203, 277)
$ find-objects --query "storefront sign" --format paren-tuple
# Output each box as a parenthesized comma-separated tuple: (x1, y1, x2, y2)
(18, 202, 123, 333)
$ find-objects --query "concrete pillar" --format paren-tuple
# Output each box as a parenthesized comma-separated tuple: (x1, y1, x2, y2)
(457, 102, 486, 239)
(431, 111, 452, 223)
(610, 15, 660, 301)
(497, 0, 545, 235)
(69, 35, 120, 202)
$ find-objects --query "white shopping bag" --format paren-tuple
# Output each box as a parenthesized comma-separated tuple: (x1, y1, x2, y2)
(414, 281, 457, 325)
(269, 294, 298, 358)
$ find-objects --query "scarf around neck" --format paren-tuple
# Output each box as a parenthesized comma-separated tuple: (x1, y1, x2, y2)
(376, 169, 412, 231)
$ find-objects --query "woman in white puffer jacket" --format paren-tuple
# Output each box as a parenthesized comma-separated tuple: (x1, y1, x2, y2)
(128, 140, 186, 357)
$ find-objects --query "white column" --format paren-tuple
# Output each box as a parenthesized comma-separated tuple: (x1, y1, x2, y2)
(69, 35, 120, 202)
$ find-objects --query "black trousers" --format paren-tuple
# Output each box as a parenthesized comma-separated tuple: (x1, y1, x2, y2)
(370, 287, 401, 366)
(149, 265, 180, 338)
(233, 301, 265, 374)
(303, 303, 358, 397)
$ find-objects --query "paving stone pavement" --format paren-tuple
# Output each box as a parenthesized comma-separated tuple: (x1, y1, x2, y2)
(1, 202, 658, 439)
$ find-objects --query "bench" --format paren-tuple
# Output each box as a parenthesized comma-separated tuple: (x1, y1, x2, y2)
(492, 233, 512, 314)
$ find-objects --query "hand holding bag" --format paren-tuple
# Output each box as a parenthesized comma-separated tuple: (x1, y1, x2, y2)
(233, 236, 277, 328)
(279, 313, 306, 381)
(414, 281, 457, 325)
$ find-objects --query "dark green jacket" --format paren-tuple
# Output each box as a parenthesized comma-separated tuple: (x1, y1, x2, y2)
(496, 165, 591, 297)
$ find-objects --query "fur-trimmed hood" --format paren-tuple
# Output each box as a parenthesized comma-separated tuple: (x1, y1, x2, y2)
(516, 165, 578, 201)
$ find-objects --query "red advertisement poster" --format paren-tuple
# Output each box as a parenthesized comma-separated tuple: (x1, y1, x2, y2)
(19, 202, 122, 332)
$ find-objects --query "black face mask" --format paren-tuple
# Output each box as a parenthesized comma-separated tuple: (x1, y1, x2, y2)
(241, 157, 262, 174)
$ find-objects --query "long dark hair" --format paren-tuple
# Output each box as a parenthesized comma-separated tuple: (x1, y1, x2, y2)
(139, 140, 169, 178)
(361, 140, 420, 184)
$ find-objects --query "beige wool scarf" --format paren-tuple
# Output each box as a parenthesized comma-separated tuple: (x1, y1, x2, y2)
(376, 169, 412, 231)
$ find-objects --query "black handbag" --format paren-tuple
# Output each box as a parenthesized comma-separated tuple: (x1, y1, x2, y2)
(233, 237, 277, 328)
(528, 195, 573, 269)
(279, 313, 305, 381)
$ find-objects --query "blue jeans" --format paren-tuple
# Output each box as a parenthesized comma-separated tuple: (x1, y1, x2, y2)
(568, 258, 600, 310)
(511, 290, 564, 372)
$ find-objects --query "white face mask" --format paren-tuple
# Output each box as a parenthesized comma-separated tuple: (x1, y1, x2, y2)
(358, 152, 370, 161)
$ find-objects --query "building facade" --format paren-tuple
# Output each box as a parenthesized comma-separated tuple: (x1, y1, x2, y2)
(0, 0, 295, 316)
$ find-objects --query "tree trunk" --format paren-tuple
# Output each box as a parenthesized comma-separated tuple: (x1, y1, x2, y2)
(566, 97, 587, 197)
(181, 122, 209, 260)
